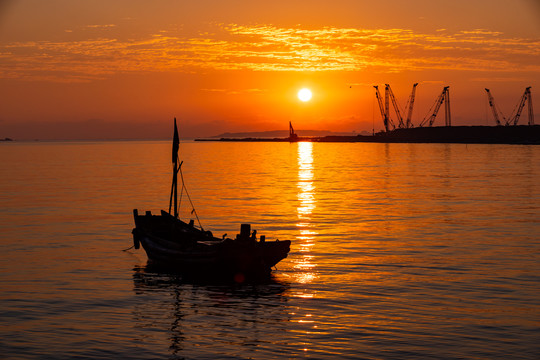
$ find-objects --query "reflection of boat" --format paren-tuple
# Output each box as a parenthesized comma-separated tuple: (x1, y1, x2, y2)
(131, 265, 290, 357)
(133, 264, 290, 293)
(132, 119, 291, 280)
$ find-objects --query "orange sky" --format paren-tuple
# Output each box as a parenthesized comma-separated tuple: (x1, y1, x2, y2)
(1, 0, 539, 139)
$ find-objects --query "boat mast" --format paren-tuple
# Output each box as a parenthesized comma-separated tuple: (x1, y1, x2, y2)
(169, 118, 180, 218)
(167, 118, 202, 228)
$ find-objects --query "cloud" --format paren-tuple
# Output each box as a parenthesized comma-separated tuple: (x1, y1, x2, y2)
(470, 77, 531, 82)
(420, 80, 445, 84)
(200, 88, 266, 95)
(85, 24, 117, 29)
(1, 24, 539, 82)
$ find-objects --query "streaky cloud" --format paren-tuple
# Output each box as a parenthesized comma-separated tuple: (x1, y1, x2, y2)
(0, 24, 539, 82)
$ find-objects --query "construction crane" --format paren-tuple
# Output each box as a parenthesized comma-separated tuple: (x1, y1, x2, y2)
(419, 86, 451, 127)
(404, 83, 418, 128)
(486, 87, 534, 126)
(373, 85, 394, 132)
(289, 121, 298, 141)
(379, 83, 419, 129)
(385, 85, 390, 130)
(507, 87, 534, 126)
(528, 88, 534, 126)
(385, 84, 405, 129)
(445, 87, 452, 127)
(485, 88, 505, 126)
(386, 83, 419, 129)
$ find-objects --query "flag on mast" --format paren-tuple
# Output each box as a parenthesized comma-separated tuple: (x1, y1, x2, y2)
(172, 118, 179, 164)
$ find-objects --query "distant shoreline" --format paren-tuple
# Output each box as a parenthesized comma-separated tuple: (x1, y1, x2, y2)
(196, 125, 540, 145)
(3, 125, 539, 144)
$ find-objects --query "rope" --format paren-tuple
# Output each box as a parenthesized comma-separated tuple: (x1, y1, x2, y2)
(179, 179, 184, 209)
(122, 244, 135, 251)
(178, 165, 204, 231)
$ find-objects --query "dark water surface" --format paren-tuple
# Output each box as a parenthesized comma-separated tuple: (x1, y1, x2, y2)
(1, 141, 539, 359)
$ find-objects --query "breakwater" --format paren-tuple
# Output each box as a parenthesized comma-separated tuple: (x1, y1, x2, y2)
(196, 125, 540, 145)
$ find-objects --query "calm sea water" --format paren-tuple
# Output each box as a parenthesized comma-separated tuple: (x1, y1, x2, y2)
(0, 140, 539, 359)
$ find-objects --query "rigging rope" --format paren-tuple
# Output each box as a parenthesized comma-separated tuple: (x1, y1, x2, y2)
(178, 165, 204, 231)
(178, 178, 184, 210)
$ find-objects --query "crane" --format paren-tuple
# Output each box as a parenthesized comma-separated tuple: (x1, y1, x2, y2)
(373, 85, 394, 132)
(485, 87, 534, 126)
(385, 85, 391, 130)
(289, 121, 298, 141)
(419, 86, 451, 127)
(507, 87, 534, 126)
(385, 84, 405, 128)
(374, 84, 418, 131)
(404, 83, 418, 128)
(445, 87, 452, 127)
(528, 88, 534, 126)
(485, 88, 505, 126)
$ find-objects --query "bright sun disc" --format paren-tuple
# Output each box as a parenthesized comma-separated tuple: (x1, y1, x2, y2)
(298, 88, 312, 102)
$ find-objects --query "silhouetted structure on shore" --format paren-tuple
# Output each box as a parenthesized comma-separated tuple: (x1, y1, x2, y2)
(289, 121, 298, 142)
(196, 125, 540, 145)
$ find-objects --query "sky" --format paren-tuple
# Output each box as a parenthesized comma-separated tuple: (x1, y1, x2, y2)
(1, 0, 539, 139)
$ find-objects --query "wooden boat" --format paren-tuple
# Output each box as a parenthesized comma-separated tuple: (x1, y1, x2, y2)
(132, 119, 291, 279)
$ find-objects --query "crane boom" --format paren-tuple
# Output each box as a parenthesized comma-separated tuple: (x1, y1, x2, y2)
(484, 88, 504, 126)
(374, 86, 391, 132)
(385, 84, 405, 128)
(384, 85, 392, 130)
(508, 87, 532, 126)
(445, 87, 451, 127)
(527, 88, 534, 125)
(405, 83, 418, 128)
(420, 86, 450, 127)
(289, 121, 298, 141)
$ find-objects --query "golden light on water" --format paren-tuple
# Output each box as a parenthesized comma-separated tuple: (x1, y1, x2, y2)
(294, 142, 318, 285)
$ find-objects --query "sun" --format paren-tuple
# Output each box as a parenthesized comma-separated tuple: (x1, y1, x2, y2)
(297, 88, 312, 102)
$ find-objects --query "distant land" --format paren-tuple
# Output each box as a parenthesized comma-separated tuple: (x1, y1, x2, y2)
(210, 130, 371, 139)
(196, 126, 540, 145)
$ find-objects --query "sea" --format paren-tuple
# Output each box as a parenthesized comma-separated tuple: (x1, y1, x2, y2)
(0, 140, 538, 359)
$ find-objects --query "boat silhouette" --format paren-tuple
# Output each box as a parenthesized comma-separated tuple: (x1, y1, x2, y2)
(132, 118, 290, 280)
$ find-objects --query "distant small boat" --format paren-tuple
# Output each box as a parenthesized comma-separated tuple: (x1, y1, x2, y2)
(132, 119, 291, 279)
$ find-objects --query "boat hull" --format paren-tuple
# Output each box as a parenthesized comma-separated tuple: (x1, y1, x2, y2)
(132, 209, 291, 279)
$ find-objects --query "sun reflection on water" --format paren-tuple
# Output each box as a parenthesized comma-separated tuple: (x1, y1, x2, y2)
(293, 142, 318, 286)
